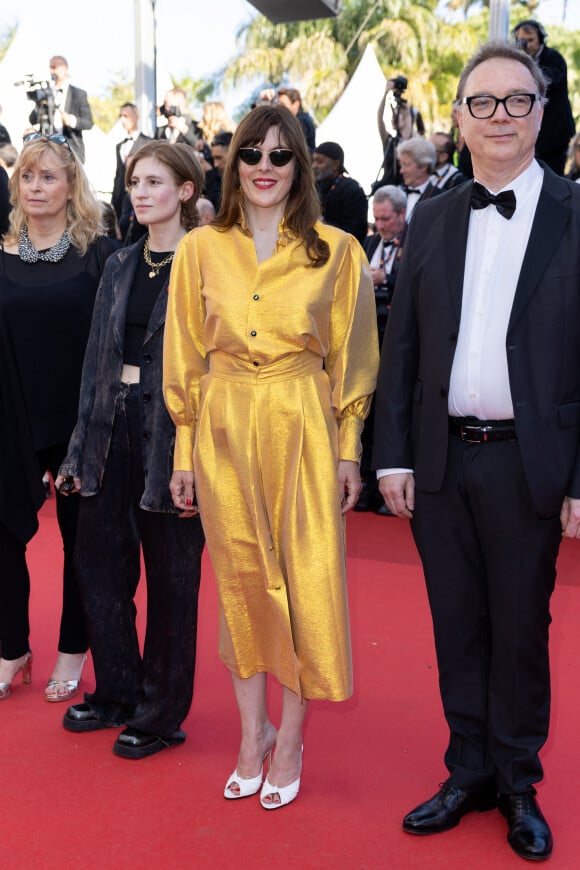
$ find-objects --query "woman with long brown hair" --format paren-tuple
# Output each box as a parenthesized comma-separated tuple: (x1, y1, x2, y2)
(164, 106, 378, 806)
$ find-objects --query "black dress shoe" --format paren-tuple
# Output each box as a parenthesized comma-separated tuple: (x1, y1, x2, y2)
(498, 792, 553, 861)
(402, 783, 497, 834)
(374, 501, 393, 516)
(113, 727, 186, 759)
(354, 481, 376, 512)
(63, 702, 124, 733)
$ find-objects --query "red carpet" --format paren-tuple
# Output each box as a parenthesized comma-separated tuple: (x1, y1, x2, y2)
(2, 493, 579, 869)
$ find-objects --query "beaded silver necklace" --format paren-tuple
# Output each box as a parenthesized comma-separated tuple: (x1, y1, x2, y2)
(18, 225, 72, 263)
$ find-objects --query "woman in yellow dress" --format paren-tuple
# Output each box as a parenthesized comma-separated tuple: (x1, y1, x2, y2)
(163, 105, 378, 808)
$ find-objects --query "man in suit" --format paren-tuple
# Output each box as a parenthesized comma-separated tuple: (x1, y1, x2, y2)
(430, 132, 468, 191)
(111, 103, 151, 220)
(312, 141, 368, 243)
(373, 42, 580, 861)
(356, 185, 406, 514)
(30, 56, 93, 163)
(396, 137, 440, 221)
(277, 87, 316, 151)
(513, 20, 575, 175)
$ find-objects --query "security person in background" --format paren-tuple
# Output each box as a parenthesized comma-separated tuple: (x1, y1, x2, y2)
(513, 19, 575, 175)
(312, 142, 368, 244)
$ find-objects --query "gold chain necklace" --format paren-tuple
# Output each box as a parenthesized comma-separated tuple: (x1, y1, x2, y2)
(143, 236, 175, 278)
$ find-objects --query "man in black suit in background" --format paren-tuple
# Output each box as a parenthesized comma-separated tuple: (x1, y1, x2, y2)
(373, 42, 580, 862)
(111, 103, 151, 220)
(29, 56, 94, 163)
(395, 137, 440, 221)
(513, 20, 575, 175)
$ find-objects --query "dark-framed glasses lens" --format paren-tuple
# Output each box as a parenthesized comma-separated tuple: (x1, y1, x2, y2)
(269, 149, 294, 166)
(238, 147, 294, 167)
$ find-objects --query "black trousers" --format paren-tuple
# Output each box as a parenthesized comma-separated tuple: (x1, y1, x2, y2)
(0, 442, 87, 659)
(411, 435, 562, 794)
(75, 385, 204, 737)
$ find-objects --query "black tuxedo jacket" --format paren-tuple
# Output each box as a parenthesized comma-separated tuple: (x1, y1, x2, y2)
(111, 133, 152, 218)
(373, 166, 580, 517)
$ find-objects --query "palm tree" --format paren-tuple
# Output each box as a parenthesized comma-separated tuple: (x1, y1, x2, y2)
(220, 0, 471, 124)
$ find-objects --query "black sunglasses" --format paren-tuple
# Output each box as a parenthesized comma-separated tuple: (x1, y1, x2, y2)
(23, 132, 73, 154)
(238, 147, 294, 167)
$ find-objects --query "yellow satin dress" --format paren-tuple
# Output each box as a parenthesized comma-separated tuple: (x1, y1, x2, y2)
(163, 220, 378, 700)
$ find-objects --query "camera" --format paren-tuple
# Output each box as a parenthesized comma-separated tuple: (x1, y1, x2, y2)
(160, 104, 181, 118)
(15, 75, 55, 135)
(392, 75, 408, 97)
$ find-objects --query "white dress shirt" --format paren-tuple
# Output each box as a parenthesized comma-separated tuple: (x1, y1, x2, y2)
(378, 159, 544, 479)
(431, 163, 459, 190)
(448, 160, 543, 419)
(402, 180, 430, 221)
(369, 237, 398, 276)
(119, 132, 141, 163)
(53, 81, 76, 132)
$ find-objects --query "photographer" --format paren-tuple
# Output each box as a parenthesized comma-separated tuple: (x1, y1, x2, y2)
(28, 56, 93, 164)
(154, 88, 201, 147)
(374, 76, 424, 189)
(512, 20, 575, 175)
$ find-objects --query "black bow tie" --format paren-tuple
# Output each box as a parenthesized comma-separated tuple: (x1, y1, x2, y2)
(404, 187, 422, 195)
(470, 182, 516, 219)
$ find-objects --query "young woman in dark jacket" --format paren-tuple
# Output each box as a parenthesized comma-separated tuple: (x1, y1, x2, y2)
(57, 141, 205, 758)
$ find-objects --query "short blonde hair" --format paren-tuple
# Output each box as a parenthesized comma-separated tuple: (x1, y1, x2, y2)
(6, 137, 101, 254)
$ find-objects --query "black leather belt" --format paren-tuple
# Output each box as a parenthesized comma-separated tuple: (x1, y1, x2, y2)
(449, 417, 517, 443)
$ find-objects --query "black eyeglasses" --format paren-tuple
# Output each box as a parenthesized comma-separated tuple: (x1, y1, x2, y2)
(461, 93, 541, 119)
(23, 132, 73, 154)
(238, 147, 294, 167)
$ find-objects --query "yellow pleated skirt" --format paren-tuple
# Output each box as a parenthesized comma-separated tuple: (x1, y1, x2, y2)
(193, 349, 352, 701)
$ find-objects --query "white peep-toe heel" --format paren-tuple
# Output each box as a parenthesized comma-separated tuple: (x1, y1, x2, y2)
(224, 751, 272, 800)
(260, 745, 303, 810)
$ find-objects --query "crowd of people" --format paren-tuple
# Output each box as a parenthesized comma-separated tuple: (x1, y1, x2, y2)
(1, 20, 580, 860)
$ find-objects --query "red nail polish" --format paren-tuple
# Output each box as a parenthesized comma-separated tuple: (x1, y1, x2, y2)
(185, 498, 192, 506)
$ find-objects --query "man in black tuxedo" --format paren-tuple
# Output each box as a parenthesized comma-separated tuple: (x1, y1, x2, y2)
(111, 103, 151, 220)
(430, 132, 468, 191)
(357, 185, 406, 513)
(395, 137, 440, 221)
(29, 56, 93, 163)
(513, 20, 575, 175)
(373, 42, 580, 862)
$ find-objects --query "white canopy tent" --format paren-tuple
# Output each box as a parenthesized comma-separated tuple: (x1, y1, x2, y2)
(316, 44, 387, 196)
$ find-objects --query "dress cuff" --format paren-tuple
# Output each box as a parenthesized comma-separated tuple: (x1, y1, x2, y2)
(173, 425, 195, 471)
(338, 414, 364, 463)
